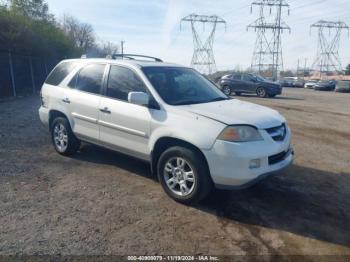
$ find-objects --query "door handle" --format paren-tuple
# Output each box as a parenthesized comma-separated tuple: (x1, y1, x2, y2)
(62, 98, 70, 104)
(99, 107, 111, 114)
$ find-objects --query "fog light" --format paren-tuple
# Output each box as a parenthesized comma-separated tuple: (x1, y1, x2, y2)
(249, 159, 261, 169)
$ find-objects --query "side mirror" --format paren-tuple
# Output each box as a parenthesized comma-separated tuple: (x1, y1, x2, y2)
(128, 92, 150, 106)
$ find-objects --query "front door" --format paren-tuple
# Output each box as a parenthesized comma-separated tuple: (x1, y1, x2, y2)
(99, 65, 151, 160)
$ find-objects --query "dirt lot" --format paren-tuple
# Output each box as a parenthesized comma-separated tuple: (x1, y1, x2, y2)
(0, 88, 350, 258)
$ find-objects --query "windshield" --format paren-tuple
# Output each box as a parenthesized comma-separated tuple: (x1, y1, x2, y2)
(256, 75, 266, 82)
(142, 67, 229, 106)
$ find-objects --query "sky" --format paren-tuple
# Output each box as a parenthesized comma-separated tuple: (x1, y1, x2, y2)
(46, 0, 350, 71)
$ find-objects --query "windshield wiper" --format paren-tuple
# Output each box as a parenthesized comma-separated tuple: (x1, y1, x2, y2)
(172, 100, 203, 106)
(206, 97, 231, 103)
(172, 97, 230, 106)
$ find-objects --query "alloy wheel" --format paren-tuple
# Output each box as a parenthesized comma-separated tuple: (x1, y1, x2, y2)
(53, 123, 68, 152)
(163, 157, 196, 197)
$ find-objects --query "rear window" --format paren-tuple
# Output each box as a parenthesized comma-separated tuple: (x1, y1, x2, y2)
(45, 62, 77, 86)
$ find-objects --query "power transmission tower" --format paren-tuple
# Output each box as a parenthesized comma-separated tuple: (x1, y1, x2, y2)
(310, 20, 349, 78)
(248, 0, 290, 80)
(181, 14, 226, 75)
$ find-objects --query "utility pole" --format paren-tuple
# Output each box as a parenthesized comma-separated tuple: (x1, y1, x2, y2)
(248, 0, 291, 80)
(310, 20, 349, 79)
(121, 40, 125, 57)
(303, 58, 307, 80)
(181, 14, 226, 75)
(296, 58, 300, 78)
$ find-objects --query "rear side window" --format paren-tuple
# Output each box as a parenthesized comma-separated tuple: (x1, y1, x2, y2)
(106, 65, 147, 101)
(233, 74, 241, 80)
(70, 64, 106, 95)
(45, 62, 76, 86)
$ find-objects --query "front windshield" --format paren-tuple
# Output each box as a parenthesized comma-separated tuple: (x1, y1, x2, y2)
(142, 67, 229, 106)
(256, 75, 266, 82)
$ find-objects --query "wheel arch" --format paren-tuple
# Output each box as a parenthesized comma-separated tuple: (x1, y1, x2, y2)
(49, 110, 70, 131)
(151, 137, 211, 181)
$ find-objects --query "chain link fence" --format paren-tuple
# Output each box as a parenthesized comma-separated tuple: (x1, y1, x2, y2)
(0, 51, 59, 98)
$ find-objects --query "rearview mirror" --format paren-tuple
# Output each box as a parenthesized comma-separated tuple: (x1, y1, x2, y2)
(128, 92, 149, 106)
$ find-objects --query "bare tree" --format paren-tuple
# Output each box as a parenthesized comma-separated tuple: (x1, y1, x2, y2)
(100, 41, 119, 56)
(61, 14, 95, 52)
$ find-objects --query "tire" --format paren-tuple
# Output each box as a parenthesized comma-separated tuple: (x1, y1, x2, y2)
(235, 92, 241, 96)
(51, 117, 80, 156)
(222, 85, 232, 96)
(256, 87, 267, 98)
(157, 146, 212, 204)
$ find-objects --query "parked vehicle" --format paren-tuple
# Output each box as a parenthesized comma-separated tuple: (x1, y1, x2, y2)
(314, 80, 337, 91)
(280, 77, 304, 87)
(219, 73, 282, 98)
(335, 80, 350, 93)
(304, 80, 319, 89)
(39, 55, 293, 204)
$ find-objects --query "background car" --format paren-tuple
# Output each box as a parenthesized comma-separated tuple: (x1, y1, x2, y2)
(314, 80, 337, 91)
(219, 73, 282, 98)
(335, 80, 350, 93)
(280, 77, 305, 87)
(304, 80, 319, 89)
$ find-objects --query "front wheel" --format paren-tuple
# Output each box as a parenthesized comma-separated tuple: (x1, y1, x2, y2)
(222, 86, 232, 96)
(256, 87, 267, 98)
(51, 117, 80, 156)
(157, 146, 213, 204)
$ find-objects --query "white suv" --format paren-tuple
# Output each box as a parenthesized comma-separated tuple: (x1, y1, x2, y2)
(39, 56, 293, 204)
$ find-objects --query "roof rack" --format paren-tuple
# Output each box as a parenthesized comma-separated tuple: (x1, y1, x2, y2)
(112, 54, 163, 62)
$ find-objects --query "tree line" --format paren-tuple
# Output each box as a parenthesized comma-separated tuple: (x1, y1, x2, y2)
(0, 0, 119, 59)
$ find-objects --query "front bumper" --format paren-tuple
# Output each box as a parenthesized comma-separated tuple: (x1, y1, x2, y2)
(202, 127, 293, 189)
(268, 88, 282, 95)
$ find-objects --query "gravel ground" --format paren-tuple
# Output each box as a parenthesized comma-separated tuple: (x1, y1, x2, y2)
(0, 88, 349, 258)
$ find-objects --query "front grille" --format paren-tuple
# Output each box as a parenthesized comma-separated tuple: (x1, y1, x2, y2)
(266, 124, 286, 141)
(268, 149, 290, 165)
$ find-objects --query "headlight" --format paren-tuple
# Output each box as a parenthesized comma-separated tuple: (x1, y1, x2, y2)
(217, 125, 263, 142)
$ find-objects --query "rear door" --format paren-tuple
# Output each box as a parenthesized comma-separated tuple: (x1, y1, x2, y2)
(229, 74, 243, 92)
(64, 63, 107, 141)
(99, 65, 152, 160)
(241, 74, 256, 93)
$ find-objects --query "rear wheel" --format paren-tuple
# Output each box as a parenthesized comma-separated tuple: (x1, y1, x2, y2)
(157, 146, 212, 204)
(222, 86, 232, 96)
(51, 117, 80, 156)
(256, 87, 267, 98)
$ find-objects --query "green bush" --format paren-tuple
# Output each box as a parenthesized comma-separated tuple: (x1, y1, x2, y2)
(0, 1, 82, 59)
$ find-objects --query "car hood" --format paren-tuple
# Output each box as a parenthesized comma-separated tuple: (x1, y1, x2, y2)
(262, 79, 279, 85)
(179, 99, 285, 129)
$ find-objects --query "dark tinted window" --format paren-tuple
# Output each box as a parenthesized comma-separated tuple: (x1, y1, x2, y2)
(242, 74, 254, 81)
(233, 74, 241, 80)
(106, 66, 146, 101)
(73, 64, 105, 94)
(45, 62, 76, 86)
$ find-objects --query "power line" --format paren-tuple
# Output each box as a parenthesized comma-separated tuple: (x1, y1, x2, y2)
(180, 14, 226, 75)
(248, 0, 291, 80)
(310, 20, 349, 78)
